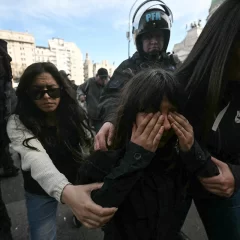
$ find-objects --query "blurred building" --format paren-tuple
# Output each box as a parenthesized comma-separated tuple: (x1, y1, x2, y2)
(84, 53, 94, 81)
(173, 23, 203, 62)
(0, 30, 35, 79)
(35, 38, 84, 85)
(35, 46, 55, 63)
(208, 0, 225, 19)
(173, 0, 225, 62)
(0, 29, 114, 85)
(83, 53, 116, 81)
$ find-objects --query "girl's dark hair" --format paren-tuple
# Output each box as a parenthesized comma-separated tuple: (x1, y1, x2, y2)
(15, 62, 93, 161)
(112, 68, 186, 148)
(176, 0, 240, 140)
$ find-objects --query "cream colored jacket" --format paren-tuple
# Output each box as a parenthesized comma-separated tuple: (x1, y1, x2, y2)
(7, 114, 70, 202)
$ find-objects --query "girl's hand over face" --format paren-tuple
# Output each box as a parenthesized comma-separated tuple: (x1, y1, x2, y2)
(131, 112, 165, 152)
(168, 112, 194, 152)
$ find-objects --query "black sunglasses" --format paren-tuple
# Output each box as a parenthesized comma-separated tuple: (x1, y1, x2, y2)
(28, 88, 61, 100)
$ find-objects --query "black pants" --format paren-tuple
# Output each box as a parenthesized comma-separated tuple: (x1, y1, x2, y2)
(0, 186, 12, 239)
(0, 145, 14, 170)
(194, 191, 240, 240)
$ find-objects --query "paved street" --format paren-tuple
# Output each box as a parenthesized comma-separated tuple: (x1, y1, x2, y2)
(1, 157, 208, 240)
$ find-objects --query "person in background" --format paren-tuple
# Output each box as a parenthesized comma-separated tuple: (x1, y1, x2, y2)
(0, 83, 19, 178)
(7, 62, 117, 239)
(0, 39, 13, 239)
(77, 68, 108, 132)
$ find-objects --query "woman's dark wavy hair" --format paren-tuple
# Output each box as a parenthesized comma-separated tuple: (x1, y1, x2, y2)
(176, 0, 240, 140)
(15, 62, 93, 161)
(112, 68, 186, 149)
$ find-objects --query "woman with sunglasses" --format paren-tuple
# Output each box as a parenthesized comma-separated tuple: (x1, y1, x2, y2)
(6, 62, 117, 240)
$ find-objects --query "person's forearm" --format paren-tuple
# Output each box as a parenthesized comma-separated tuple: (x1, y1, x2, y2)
(179, 140, 219, 177)
(22, 151, 71, 201)
(92, 142, 155, 207)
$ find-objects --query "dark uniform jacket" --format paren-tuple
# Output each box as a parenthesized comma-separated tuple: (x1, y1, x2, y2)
(98, 51, 180, 124)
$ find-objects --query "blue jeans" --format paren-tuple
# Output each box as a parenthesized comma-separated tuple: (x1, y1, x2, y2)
(194, 190, 240, 240)
(25, 192, 58, 240)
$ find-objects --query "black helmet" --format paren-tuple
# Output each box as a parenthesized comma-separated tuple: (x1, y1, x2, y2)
(132, 1, 173, 56)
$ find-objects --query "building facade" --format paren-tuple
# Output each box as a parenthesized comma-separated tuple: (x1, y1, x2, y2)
(84, 53, 94, 81)
(0, 30, 35, 78)
(35, 46, 55, 63)
(93, 60, 116, 77)
(83, 53, 116, 81)
(208, 0, 225, 18)
(173, 0, 225, 62)
(173, 25, 203, 62)
(35, 38, 84, 85)
(0, 29, 114, 85)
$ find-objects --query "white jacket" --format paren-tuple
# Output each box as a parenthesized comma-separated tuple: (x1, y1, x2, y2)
(7, 114, 70, 202)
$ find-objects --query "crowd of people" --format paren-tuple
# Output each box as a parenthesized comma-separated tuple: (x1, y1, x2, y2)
(0, 0, 240, 239)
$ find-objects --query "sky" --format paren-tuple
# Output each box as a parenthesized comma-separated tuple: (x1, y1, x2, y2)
(0, 0, 212, 66)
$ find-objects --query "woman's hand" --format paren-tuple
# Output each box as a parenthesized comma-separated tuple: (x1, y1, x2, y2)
(131, 112, 165, 152)
(94, 122, 115, 151)
(199, 157, 235, 198)
(62, 183, 117, 229)
(168, 112, 194, 152)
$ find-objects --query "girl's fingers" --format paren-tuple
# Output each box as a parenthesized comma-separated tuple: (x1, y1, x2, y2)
(169, 117, 188, 138)
(153, 126, 165, 147)
(169, 113, 193, 133)
(141, 112, 161, 138)
(147, 115, 164, 141)
(171, 122, 186, 142)
(135, 113, 153, 135)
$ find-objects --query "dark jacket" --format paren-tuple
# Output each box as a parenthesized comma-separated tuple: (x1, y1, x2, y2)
(0, 39, 13, 239)
(98, 52, 180, 124)
(187, 82, 240, 198)
(77, 77, 104, 120)
(0, 40, 13, 143)
(22, 126, 81, 196)
(78, 136, 217, 240)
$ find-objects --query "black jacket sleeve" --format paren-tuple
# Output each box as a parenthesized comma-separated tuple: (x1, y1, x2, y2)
(78, 142, 155, 208)
(98, 60, 134, 123)
(179, 140, 219, 178)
